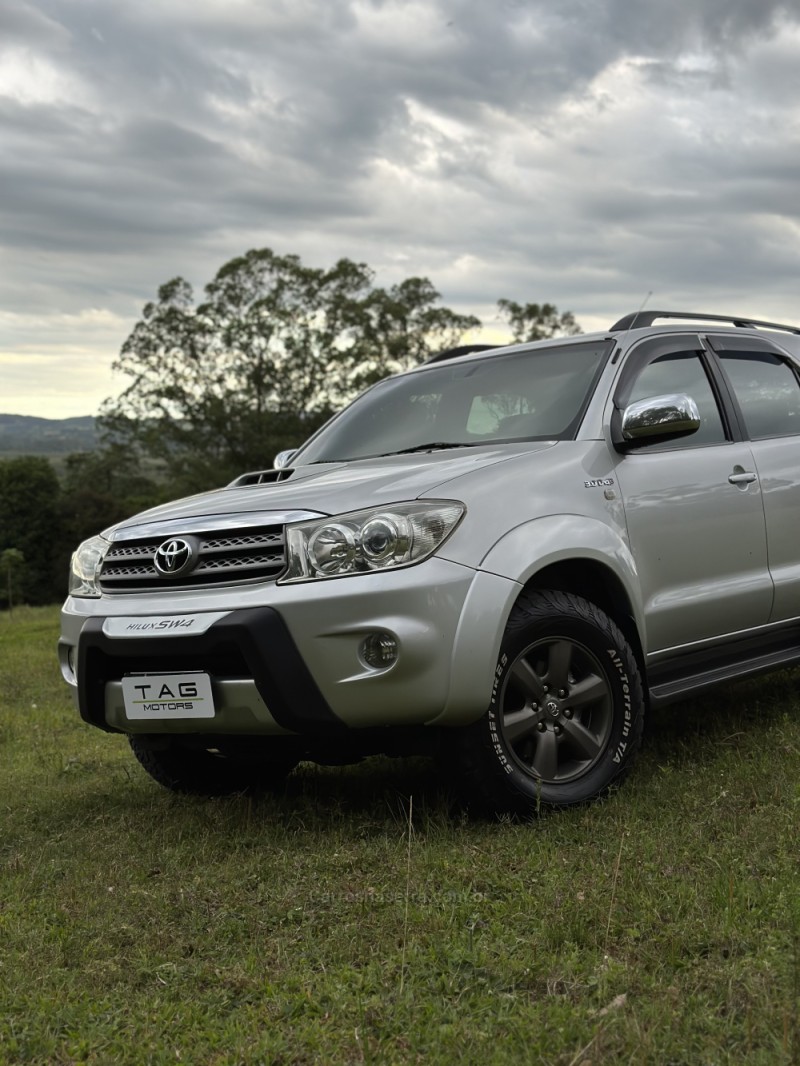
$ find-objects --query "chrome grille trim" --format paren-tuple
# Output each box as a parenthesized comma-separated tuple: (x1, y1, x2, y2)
(108, 509, 323, 542)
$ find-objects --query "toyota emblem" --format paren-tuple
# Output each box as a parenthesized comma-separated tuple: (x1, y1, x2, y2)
(153, 537, 197, 578)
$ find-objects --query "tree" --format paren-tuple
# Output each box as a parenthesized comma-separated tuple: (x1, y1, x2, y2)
(0, 548, 25, 616)
(350, 277, 481, 388)
(58, 445, 163, 549)
(497, 299, 582, 343)
(0, 457, 62, 605)
(100, 249, 479, 493)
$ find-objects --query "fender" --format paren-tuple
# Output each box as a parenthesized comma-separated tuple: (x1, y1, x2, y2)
(477, 513, 646, 646)
(431, 515, 646, 728)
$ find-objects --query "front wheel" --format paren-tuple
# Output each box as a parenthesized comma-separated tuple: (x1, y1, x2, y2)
(129, 736, 299, 797)
(453, 590, 644, 815)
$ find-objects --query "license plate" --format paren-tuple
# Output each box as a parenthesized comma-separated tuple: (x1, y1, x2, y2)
(122, 672, 216, 720)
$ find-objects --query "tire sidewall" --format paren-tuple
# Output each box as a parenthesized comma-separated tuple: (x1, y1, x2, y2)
(486, 606, 641, 808)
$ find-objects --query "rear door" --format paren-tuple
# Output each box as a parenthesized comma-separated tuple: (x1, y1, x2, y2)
(708, 334, 800, 623)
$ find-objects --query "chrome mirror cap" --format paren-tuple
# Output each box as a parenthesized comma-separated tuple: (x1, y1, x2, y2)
(621, 394, 701, 441)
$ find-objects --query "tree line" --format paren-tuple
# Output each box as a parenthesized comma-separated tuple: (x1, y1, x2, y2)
(1, 247, 580, 607)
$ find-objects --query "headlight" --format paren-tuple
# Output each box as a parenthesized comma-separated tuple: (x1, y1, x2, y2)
(68, 535, 110, 598)
(279, 501, 465, 583)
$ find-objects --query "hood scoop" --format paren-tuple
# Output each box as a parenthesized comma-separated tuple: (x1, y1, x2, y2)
(229, 468, 296, 487)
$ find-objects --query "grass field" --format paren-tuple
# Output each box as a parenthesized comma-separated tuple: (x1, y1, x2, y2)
(1, 607, 798, 1065)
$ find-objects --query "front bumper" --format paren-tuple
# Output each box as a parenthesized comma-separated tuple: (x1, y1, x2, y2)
(60, 558, 520, 736)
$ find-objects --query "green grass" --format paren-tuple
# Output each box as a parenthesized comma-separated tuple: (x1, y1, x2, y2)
(1, 607, 799, 1065)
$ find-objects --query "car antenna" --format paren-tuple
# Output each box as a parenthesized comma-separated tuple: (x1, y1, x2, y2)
(616, 290, 653, 358)
(630, 290, 653, 331)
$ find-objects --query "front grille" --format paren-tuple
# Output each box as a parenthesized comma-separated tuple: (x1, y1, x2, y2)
(99, 526, 286, 592)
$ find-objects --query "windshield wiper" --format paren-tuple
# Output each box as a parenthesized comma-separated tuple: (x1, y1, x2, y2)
(308, 442, 484, 464)
(384, 441, 483, 456)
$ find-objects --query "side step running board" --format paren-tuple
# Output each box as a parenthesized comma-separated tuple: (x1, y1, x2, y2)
(648, 640, 800, 707)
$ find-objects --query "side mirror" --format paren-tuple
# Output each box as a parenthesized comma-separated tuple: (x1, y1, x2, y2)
(273, 449, 297, 470)
(614, 393, 701, 450)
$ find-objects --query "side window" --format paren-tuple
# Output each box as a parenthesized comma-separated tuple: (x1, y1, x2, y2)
(719, 352, 800, 439)
(627, 351, 726, 447)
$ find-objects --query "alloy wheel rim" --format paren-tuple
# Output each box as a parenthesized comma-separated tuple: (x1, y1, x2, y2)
(499, 636, 614, 784)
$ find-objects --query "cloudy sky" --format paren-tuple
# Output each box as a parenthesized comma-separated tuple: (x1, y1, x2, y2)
(3, 0, 800, 418)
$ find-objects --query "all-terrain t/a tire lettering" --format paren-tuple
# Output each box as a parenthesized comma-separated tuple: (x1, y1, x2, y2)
(455, 590, 645, 815)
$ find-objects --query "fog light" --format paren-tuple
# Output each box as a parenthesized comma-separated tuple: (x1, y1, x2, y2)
(360, 632, 399, 670)
(67, 646, 76, 678)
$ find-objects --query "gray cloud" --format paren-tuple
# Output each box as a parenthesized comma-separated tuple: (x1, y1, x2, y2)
(3, 0, 800, 415)
(0, 0, 70, 46)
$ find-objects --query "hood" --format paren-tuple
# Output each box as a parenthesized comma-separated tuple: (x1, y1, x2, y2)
(109, 442, 557, 535)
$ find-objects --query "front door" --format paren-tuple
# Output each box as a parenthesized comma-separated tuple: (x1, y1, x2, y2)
(612, 339, 771, 654)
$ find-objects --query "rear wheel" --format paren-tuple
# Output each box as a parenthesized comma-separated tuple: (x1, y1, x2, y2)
(129, 736, 299, 797)
(454, 590, 644, 815)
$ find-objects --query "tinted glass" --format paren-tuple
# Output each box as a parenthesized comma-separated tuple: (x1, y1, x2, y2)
(297, 341, 611, 462)
(628, 351, 726, 446)
(720, 352, 800, 439)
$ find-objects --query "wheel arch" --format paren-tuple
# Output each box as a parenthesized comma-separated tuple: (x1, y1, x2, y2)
(522, 559, 645, 681)
(477, 515, 646, 678)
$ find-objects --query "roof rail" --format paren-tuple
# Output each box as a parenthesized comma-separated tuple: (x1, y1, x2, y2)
(610, 310, 800, 335)
(425, 343, 500, 364)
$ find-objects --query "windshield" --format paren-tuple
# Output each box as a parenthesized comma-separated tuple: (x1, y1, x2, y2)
(296, 339, 612, 464)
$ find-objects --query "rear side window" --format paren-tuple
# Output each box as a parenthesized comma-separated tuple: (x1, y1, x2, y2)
(719, 352, 800, 439)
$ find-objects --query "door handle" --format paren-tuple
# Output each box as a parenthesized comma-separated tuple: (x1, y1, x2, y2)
(728, 470, 757, 485)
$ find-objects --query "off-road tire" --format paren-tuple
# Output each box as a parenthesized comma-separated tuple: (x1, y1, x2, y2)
(129, 736, 299, 797)
(454, 589, 644, 815)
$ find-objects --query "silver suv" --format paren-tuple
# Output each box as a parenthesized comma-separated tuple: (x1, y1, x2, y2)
(60, 310, 800, 814)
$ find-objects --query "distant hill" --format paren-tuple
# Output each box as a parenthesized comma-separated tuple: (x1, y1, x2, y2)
(0, 413, 98, 455)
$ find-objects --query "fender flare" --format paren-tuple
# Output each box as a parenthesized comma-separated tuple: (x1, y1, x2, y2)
(478, 514, 645, 643)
